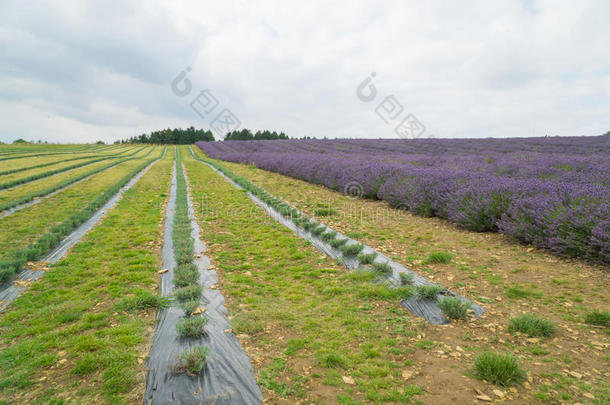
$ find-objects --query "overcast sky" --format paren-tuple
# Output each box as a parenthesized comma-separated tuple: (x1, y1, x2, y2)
(1, 0, 609, 143)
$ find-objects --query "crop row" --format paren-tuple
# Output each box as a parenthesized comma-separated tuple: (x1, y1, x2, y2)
(189, 150, 366, 259)
(170, 148, 209, 374)
(189, 149, 440, 301)
(0, 147, 165, 283)
(0, 145, 144, 177)
(197, 138, 610, 264)
(190, 150, 413, 286)
(0, 157, 155, 255)
(0, 146, 88, 157)
(0, 146, 148, 189)
(0, 145, 138, 173)
(0, 146, 156, 211)
(0, 156, 114, 190)
(0, 149, 173, 402)
(0, 146, 131, 162)
(0, 153, 114, 177)
(183, 148, 427, 402)
(0, 144, 101, 156)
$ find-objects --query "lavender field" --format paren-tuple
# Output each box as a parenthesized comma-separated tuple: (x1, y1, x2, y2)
(197, 136, 610, 264)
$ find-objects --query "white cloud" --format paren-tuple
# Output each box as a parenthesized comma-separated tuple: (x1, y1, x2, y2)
(0, 0, 608, 143)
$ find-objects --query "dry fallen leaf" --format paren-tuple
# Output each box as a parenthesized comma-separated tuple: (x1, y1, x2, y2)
(475, 394, 492, 402)
(157, 269, 168, 274)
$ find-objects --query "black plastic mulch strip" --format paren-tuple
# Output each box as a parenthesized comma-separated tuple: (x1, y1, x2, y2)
(188, 146, 484, 325)
(144, 152, 262, 405)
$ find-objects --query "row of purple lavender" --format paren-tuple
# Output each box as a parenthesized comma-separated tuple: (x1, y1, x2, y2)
(197, 136, 610, 264)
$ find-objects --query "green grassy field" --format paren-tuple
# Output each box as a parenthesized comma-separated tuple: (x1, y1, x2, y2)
(0, 147, 172, 403)
(0, 146, 144, 186)
(0, 147, 154, 206)
(0, 148, 158, 249)
(0, 143, 607, 405)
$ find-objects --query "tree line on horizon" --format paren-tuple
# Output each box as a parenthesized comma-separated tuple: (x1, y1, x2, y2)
(116, 127, 306, 144)
(116, 127, 215, 144)
(224, 129, 289, 141)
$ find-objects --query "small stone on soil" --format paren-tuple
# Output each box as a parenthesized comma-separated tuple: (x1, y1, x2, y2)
(493, 389, 505, 398)
(192, 307, 206, 315)
(476, 394, 492, 402)
(342, 376, 355, 385)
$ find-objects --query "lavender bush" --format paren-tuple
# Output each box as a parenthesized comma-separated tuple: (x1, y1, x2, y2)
(196, 136, 610, 264)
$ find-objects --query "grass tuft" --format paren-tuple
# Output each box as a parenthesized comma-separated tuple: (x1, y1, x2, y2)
(423, 251, 454, 264)
(357, 252, 378, 264)
(505, 285, 543, 300)
(584, 310, 610, 327)
(179, 300, 200, 317)
(174, 285, 203, 302)
(508, 313, 555, 337)
(339, 243, 364, 256)
(171, 345, 210, 376)
(232, 314, 265, 335)
(399, 272, 414, 285)
(318, 351, 347, 368)
(371, 261, 392, 275)
(300, 219, 314, 230)
(115, 291, 170, 312)
(329, 237, 348, 249)
(415, 284, 443, 300)
(176, 316, 208, 337)
(437, 297, 470, 320)
(173, 263, 200, 288)
(321, 231, 337, 242)
(314, 208, 338, 217)
(474, 352, 525, 386)
(311, 225, 327, 236)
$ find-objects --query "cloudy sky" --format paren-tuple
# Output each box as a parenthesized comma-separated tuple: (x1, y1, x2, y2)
(1, 0, 609, 143)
